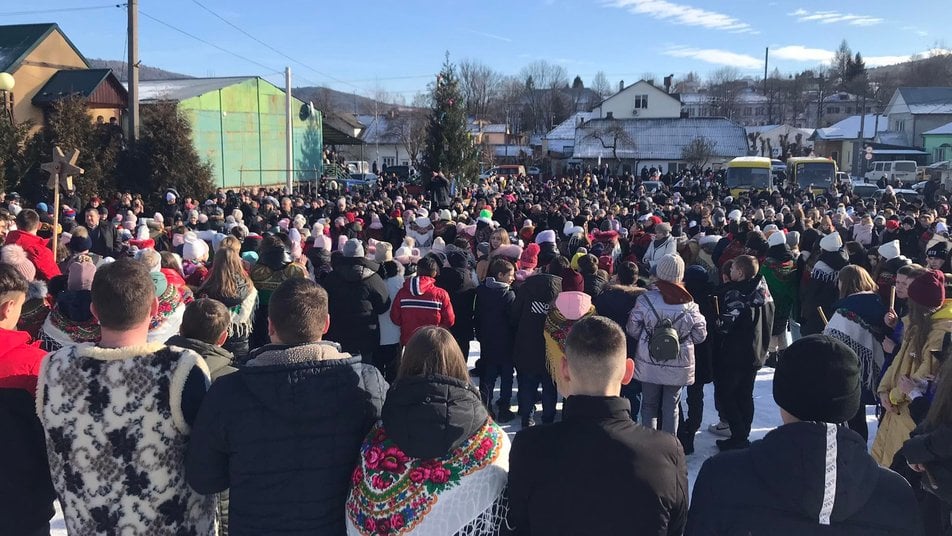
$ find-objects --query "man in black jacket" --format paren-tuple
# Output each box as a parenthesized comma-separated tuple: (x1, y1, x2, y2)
(186, 279, 387, 535)
(83, 206, 117, 258)
(688, 335, 922, 535)
(508, 316, 688, 535)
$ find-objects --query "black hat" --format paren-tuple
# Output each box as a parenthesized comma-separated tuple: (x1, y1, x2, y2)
(773, 335, 860, 424)
(927, 241, 948, 259)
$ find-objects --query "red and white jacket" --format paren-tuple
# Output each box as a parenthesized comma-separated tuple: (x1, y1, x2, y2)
(390, 275, 455, 346)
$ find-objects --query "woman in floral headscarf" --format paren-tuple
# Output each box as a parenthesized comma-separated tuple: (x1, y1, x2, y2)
(346, 326, 509, 536)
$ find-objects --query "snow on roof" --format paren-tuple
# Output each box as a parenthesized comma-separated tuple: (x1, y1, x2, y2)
(135, 77, 254, 101)
(355, 114, 400, 144)
(924, 121, 952, 136)
(897, 87, 952, 114)
(813, 114, 888, 140)
(545, 111, 592, 141)
(678, 93, 712, 104)
(572, 117, 747, 160)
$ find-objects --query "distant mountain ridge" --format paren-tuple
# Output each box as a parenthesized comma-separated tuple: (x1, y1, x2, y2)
(87, 58, 192, 81)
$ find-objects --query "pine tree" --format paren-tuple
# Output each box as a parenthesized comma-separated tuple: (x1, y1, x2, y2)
(421, 54, 478, 183)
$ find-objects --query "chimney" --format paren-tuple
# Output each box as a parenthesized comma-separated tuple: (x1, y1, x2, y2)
(619, 80, 624, 93)
(664, 74, 674, 94)
(606, 111, 614, 120)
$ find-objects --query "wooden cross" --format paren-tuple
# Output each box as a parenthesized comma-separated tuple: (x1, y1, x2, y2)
(40, 146, 84, 257)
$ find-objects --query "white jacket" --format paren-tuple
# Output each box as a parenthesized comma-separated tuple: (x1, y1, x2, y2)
(643, 235, 677, 269)
(379, 267, 405, 346)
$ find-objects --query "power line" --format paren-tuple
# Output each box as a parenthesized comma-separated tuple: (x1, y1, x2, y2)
(0, 4, 123, 16)
(188, 0, 360, 91)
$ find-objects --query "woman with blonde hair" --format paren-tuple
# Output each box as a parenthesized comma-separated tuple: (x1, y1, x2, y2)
(823, 265, 888, 440)
(873, 269, 952, 466)
(346, 326, 510, 535)
(476, 228, 510, 281)
(199, 235, 258, 363)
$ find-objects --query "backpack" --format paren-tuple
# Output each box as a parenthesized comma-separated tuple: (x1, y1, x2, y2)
(642, 295, 686, 362)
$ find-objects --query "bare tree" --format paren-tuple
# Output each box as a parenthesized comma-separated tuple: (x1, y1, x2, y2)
(386, 108, 428, 168)
(681, 137, 717, 169)
(707, 67, 744, 120)
(591, 71, 612, 99)
(585, 121, 635, 172)
(519, 60, 569, 133)
(459, 59, 501, 122)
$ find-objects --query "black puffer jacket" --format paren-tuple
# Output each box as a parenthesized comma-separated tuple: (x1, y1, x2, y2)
(0, 388, 56, 535)
(511, 272, 561, 375)
(474, 278, 517, 364)
(323, 256, 391, 359)
(687, 422, 922, 535)
(435, 266, 477, 354)
(186, 341, 387, 536)
(382, 374, 487, 459)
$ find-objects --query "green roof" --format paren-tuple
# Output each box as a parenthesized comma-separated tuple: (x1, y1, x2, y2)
(0, 23, 88, 73)
(31, 69, 125, 105)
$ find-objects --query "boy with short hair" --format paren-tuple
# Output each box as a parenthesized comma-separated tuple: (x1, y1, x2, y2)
(37, 258, 215, 534)
(713, 254, 775, 451)
(475, 258, 517, 422)
(3, 209, 60, 280)
(167, 298, 236, 381)
(508, 316, 688, 535)
(0, 263, 56, 535)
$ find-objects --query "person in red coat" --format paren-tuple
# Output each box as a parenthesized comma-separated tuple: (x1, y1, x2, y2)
(3, 209, 60, 281)
(391, 256, 455, 346)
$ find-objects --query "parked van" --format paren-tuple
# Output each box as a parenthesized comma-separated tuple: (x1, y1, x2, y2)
(865, 160, 918, 185)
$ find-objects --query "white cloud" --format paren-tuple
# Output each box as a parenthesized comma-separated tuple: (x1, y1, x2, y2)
(789, 8, 883, 26)
(465, 29, 512, 42)
(607, 0, 756, 33)
(864, 48, 952, 67)
(771, 45, 834, 63)
(663, 46, 762, 69)
(901, 25, 928, 37)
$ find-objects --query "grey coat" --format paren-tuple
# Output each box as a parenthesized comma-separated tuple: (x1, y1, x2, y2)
(626, 287, 707, 387)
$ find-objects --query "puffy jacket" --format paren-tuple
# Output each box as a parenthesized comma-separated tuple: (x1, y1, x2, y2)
(0, 327, 47, 395)
(511, 272, 561, 375)
(390, 276, 455, 346)
(715, 275, 775, 369)
(474, 277, 516, 364)
(3, 230, 60, 280)
(436, 266, 477, 350)
(642, 235, 676, 269)
(324, 255, 391, 357)
(688, 422, 922, 535)
(626, 286, 707, 386)
(378, 268, 405, 346)
(186, 341, 387, 535)
(0, 388, 56, 535)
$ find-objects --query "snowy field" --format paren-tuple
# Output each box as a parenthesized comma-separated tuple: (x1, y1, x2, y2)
(50, 341, 879, 534)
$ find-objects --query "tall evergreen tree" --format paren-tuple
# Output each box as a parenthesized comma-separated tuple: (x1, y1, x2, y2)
(422, 54, 478, 183)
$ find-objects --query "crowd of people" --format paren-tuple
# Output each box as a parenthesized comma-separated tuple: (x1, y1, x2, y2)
(1, 165, 952, 535)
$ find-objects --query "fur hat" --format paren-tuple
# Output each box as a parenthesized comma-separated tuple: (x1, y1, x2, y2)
(819, 232, 842, 252)
(1, 244, 35, 281)
(536, 229, 557, 245)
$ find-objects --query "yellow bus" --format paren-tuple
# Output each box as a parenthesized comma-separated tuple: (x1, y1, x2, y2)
(725, 157, 772, 197)
(786, 157, 838, 194)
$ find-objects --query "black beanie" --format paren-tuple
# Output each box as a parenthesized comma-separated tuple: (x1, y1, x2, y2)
(773, 335, 861, 424)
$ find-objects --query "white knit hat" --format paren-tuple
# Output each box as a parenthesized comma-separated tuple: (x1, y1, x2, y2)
(819, 232, 842, 252)
(654, 253, 684, 283)
(728, 209, 743, 223)
(182, 231, 209, 261)
(878, 240, 901, 261)
(767, 231, 786, 248)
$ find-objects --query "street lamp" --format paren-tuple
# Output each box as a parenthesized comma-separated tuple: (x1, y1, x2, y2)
(0, 72, 14, 123)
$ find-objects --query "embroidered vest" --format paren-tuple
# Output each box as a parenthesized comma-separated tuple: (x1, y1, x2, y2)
(37, 343, 215, 535)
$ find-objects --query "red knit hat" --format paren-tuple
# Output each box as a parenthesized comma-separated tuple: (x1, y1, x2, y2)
(561, 268, 585, 292)
(885, 220, 900, 231)
(598, 255, 614, 275)
(519, 243, 540, 270)
(908, 269, 946, 310)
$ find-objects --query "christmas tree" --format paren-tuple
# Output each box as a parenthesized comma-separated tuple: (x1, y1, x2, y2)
(422, 54, 478, 183)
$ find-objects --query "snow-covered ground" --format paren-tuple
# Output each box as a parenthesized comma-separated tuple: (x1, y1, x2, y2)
(50, 341, 879, 534)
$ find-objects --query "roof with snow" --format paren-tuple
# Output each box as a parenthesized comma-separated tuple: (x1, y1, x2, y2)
(572, 118, 747, 160)
(356, 114, 401, 144)
(924, 121, 952, 136)
(812, 114, 888, 140)
(545, 112, 593, 141)
(897, 87, 952, 114)
(0, 23, 88, 73)
(136, 77, 255, 101)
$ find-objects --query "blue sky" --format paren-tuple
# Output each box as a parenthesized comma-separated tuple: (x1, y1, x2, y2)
(6, 0, 948, 100)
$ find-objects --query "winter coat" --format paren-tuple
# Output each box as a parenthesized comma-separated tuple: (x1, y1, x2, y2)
(853, 222, 874, 247)
(687, 421, 922, 535)
(900, 422, 952, 505)
(872, 314, 951, 467)
(0, 388, 55, 535)
(186, 341, 387, 535)
(379, 268, 405, 347)
(85, 222, 118, 258)
(346, 375, 510, 535)
(627, 286, 707, 386)
(715, 275, 775, 369)
(760, 246, 798, 336)
(17, 280, 50, 339)
(435, 266, 477, 351)
(0, 327, 47, 395)
(507, 396, 688, 535)
(249, 255, 307, 349)
(511, 272, 562, 375)
(593, 285, 646, 360)
(324, 255, 392, 357)
(198, 281, 257, 365)
(643, 235, 676, 269)
(582, 271, 607, 298)
(3, 230, 60, 280)
(391, 276, 455, 346)
(166, 335, 236, 381)
(799, 250, 848, 336)
(544, 291, 596, 385)
(824, 292, 888, 405)
(474, 277, 516, 364)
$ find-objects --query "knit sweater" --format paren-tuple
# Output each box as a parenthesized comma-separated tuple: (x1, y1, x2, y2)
(37, 342, 215, 535)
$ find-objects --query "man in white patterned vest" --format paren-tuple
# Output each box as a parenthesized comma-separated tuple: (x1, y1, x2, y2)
(37, 258, 216, 535)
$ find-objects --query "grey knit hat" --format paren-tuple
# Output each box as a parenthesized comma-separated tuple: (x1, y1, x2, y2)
(342, 238, 364, 258)
(654, 254, 684, 283)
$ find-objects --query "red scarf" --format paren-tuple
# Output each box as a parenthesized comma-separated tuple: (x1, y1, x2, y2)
(656, 280, 693, 305)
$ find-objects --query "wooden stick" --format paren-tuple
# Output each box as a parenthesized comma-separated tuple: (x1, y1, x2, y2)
(818, 306, 829, 327)
(51, 178, 60, 261)
(889, 286, 896, 311)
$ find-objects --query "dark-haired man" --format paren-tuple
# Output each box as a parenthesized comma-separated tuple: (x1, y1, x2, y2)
(508, 315, 688, 535)
(83, 206, 118, 258)
(37, 258, 215, 534)
(3, 209, 60, 280)
(187, 278, 387, 534)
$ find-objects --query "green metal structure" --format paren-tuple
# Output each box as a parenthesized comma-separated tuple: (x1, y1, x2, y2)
(140, 76, 323, 188)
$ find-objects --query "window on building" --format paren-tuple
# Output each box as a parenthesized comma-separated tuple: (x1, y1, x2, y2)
(897, 121, 905, 132)
(826, 106, 840, 114)
(634, 94, 648, 109)
(382, 156, 396, 167)
(755, 107, 764, 115)
(744, 107, 752, 116)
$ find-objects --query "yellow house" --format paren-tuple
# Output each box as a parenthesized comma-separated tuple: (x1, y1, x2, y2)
(0, 23, 127, 129)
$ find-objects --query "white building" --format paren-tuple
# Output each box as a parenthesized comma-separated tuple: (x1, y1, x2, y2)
(592, 80, 682, 120)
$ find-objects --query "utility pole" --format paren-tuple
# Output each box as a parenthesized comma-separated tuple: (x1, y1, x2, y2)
(127, 0, 139, 143)
(857, 91, 867, 176)
(763, 47, 770, 124)
(285, 66, 293, 194)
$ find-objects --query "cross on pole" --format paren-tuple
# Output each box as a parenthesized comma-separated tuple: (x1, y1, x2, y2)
(40, 146, 84, 258)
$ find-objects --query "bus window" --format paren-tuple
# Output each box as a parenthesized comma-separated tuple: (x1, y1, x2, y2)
(726, 167, 771, 189)
(795, 163, 835, 188)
